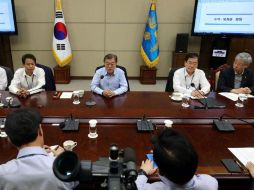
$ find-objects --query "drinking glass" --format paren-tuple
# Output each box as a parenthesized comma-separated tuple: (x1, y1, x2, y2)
(88, 119, 98, 138)
(72, 92, 80, 105)
(235, 94, 246, 108)
(181, 94, 190, 108)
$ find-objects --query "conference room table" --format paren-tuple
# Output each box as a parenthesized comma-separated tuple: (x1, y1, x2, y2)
(0, 90, 254, 190)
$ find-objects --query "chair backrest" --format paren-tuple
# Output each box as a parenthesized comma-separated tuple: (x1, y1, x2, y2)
(95, 65, 130, 91)
(210, 64, 230, 91)
(0, 66, 13, 90)
(165, 68, 178, 92)
(36, 63, 56, 91)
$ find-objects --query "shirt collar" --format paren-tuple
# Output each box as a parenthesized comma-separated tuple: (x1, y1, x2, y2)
(17, 146, 48, 159)
(159, 175, 195, 188)
(103, 67, 115, 76)
(234, 70, 244, 76)
(184, 68, 196, 77)
(23, 67, 37, 77)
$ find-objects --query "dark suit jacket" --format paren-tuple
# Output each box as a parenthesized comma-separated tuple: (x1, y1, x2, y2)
(217, 67, 254, 94)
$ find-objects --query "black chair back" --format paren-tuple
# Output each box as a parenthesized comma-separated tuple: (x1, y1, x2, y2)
(0, 66, 13, 90)
(36, 63, 56, 91)
(165, 68, 179, 92)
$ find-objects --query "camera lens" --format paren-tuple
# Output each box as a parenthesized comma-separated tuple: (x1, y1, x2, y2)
(109, 144, 118, 161)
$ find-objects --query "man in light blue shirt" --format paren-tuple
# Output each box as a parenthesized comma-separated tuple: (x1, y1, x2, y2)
(91, 54, 128, 98)
(0, 108, 78, 190)
(135, 128, 218, 190)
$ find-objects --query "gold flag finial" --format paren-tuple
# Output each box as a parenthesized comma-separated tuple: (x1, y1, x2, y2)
(56, 0, 62, 11)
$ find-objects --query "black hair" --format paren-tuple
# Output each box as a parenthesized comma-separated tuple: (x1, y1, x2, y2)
(184, 53, 199, 62)
(153, 128, 198, 185)
(22, 54, 36, 64)
(103, 54, 118, 63)
(5, 108, 42, 147)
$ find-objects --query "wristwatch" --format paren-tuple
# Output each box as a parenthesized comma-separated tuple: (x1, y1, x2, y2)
(138, 169, 148, 177)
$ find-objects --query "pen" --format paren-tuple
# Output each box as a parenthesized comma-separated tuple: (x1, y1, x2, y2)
(54, 145, 59, 151)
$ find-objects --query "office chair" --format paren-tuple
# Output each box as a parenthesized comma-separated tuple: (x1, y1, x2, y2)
(210, 64, 230, 91)
(36, 63, 56, 91)
(0, 66, 13, 90)
(165, 68, 179, 92)
(95, 65, 130, 91)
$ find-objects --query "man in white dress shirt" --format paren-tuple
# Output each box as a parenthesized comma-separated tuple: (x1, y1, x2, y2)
(0, 108, 78, 190)
(173, 53, 210, 98)
(0, 67, 7, 90)
(9, 54, 45, 98)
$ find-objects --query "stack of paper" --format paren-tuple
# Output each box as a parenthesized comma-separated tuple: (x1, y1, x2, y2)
(60, 92, 73, 99)
(228, 147, 254, 166)
(219, 92, 254, 101)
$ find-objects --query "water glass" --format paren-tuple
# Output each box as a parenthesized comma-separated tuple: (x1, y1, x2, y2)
(235, 94, 246, 108)
(88, 119, 98, 138)
(182, 94, 190, 108)
(72, 92, 80, 105)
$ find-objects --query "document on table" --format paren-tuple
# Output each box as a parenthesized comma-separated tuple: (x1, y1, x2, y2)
(60, 92, 73, 99)
(228, 147, 254, 166)
(219, 92, 254, 101)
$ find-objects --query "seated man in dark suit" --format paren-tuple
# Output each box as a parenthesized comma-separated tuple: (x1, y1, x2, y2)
(91, 54, 128, 98)
(217, 52, 254, 94)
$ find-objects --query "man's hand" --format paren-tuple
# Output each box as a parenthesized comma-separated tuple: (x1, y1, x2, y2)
(102, 89, 116, 98)
(140, 159, 157, 176)
(231, 88, 251, 94)
(17, 89, 29, 98)
(43, 145, 65, 156)
(191, 90, 204, 98)
(51, 146, 65, 156)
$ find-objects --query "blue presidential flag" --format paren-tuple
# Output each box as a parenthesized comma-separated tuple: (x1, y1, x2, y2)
(141, 1, 159, 68)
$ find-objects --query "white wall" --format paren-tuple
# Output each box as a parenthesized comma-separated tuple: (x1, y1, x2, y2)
(10, 0, 201, 77)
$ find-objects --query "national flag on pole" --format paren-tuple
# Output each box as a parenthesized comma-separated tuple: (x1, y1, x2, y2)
(52, 0, 72, 67)
(141, 1, 159, 68)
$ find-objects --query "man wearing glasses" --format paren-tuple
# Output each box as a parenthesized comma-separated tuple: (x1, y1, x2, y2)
(217, 52, 254, 95)
(173, 53, 210, 98)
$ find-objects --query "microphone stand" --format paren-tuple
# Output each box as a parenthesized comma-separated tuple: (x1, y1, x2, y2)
(220, 114, 254, 127)
(190, 83, 208, 109)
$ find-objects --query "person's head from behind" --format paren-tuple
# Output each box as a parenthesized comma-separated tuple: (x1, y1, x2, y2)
(22, 54, 36, 76)
(104, 53, 117, 75)
(5, 108, 43, 148)
(184, 53, 199, 75)
(233, 52, 252, 74)
(153, 128, 198, 185)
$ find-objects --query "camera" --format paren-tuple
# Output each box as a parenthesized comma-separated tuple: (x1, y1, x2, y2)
(53, 144, 138, 190)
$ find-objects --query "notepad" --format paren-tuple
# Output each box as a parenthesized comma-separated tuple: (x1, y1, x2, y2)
(60, 92, 73, 99)
(219, 92, 254, 101)
(228, 147, 254, 166)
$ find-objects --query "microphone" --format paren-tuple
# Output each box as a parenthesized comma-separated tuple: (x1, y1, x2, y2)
(213, 114, 235, 132)
(61, 114, 79, 131)
(100, 75, 104, 79)
(219, 114, 254, 127)
(191, 83, 208, 109)
(137, 114, 154, 131)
